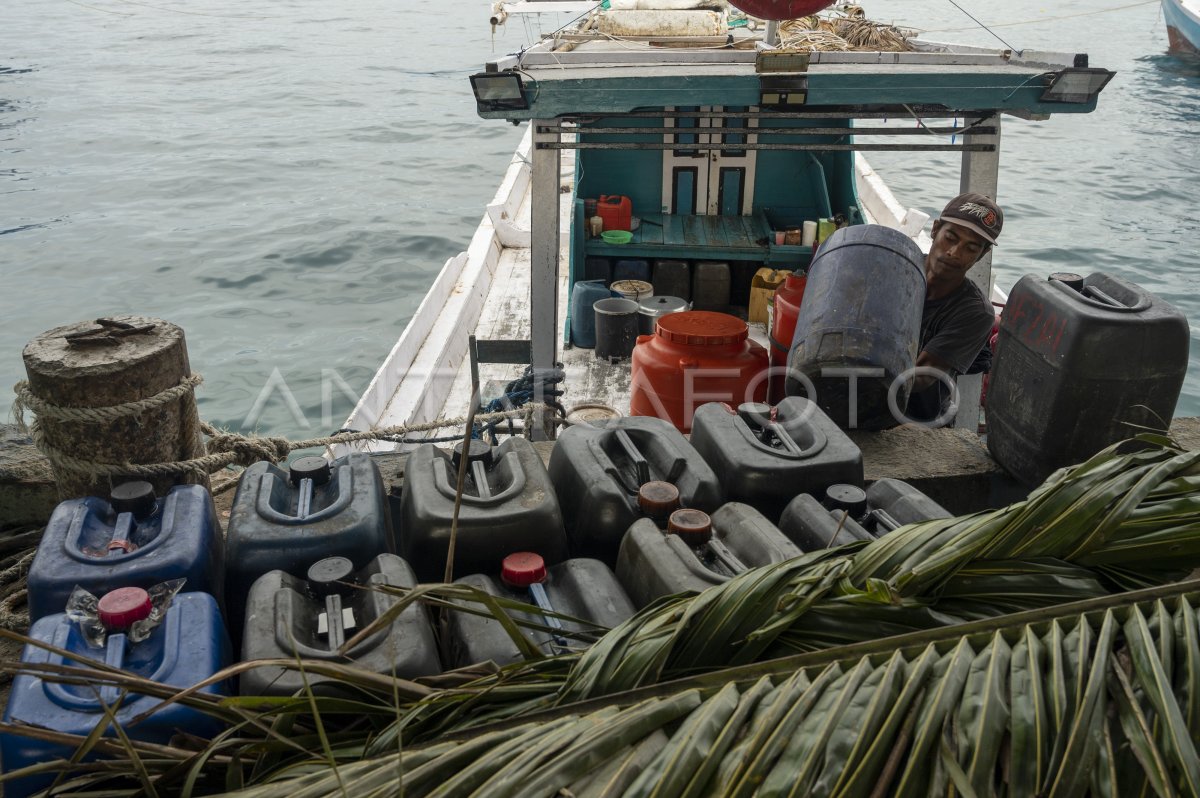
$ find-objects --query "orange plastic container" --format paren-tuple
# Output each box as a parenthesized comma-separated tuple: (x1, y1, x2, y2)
(767, 271, 807, 403)
(631, 311, 769, 433)
(598, 195, 632, 232)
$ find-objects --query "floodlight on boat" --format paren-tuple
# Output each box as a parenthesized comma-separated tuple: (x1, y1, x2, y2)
(759, 75, 808, 108)
(470, 72, 530, 112)
(1040, 68, 1115, 104)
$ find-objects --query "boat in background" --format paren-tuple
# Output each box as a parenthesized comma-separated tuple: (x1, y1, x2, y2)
(1164, 0, 1200, 55)
(339, 4, 1115, 452)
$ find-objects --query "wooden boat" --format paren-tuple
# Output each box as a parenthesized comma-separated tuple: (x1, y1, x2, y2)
(339, 4, 1115, 451)
(1164, 0, 1200, 55)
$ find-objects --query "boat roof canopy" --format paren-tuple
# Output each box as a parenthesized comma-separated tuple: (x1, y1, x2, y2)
(474, 36, 1113, 121)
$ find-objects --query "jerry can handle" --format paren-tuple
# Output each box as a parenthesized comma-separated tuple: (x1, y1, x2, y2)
(614, 429, 651, 486)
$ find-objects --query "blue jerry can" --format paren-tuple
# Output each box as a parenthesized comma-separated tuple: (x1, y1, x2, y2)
(27, 481, 223, 622)
(0, 592, 231, 797)
(224, 454, 392, 645)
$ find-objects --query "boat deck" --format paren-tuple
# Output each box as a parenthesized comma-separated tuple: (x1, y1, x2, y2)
(435, 146, 783, 423)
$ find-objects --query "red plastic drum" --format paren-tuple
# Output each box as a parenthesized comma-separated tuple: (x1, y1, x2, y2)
(767, 271, 807, 404)
(729, 0, 835, 21)
(631, 311, 768, 433)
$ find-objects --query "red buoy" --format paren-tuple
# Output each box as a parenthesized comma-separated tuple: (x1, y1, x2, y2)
(728, 0, 836, 21)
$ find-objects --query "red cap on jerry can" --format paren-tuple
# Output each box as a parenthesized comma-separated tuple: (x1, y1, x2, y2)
(97, 587, 154, 630)
(501, 552, 548, 587)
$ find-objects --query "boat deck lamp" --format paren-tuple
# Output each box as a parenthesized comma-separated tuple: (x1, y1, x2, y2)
(470, 72, 530, 113)
(1041, 68, 1115, 104)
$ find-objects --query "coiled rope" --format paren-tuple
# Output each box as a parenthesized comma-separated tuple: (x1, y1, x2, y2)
(12, 374, 555, 486)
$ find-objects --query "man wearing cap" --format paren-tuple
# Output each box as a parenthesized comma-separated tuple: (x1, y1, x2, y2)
(905, 193, 1002, 424)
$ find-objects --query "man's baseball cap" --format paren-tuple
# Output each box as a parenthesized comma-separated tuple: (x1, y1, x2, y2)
(938, 192, 1003, 245)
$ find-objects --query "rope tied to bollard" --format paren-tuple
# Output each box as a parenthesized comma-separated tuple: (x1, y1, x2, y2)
(12, 374, 556, 488)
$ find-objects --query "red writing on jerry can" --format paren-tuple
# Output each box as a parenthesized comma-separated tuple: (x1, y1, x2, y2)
(1004, 293, 1068, 356)
(598, 195, 632, 232)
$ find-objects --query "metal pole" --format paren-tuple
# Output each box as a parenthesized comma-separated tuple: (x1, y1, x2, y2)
(530, 121, 562, 441)
(955, 112, 1002, 432)
(960, 112, 1001, 298)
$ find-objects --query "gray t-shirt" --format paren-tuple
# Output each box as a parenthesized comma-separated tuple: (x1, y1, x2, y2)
(905, 279, 994, 422)
(920, 279, 995, 373)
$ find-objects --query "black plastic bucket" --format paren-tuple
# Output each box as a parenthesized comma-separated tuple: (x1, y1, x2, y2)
(594, 297, 640, 360)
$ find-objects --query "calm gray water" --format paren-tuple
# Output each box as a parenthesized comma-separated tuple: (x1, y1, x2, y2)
(3, 0, 1198, 439)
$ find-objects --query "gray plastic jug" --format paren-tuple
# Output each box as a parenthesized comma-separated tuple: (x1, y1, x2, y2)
(616, 503, 801, 608)
(447, 554, 635, 667)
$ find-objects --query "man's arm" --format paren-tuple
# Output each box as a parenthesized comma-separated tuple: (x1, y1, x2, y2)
(912, 349, 954, 393)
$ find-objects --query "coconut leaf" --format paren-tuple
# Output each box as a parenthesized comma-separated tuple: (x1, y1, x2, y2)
(1109, 659, 1174, 798)
(516, 691, 702, 796)
(892, 638, 976, 798)
(568, 729, 668, 798)
(954, 631, 1011, 797)
(1009, 626, 1050, 796)
(1175, 596, 1200, 741)
(830, 645, 936, 797)
(1124, 604, 1200, 794)
(676, 676, 773, 798)
(621, 682, 740, 796)
(722, 666, 832, 798)
(434, 712, 605, 798)
(1045, 609, 1117, 798)
(770, 658, 875, 797)
(812, 649, 907, 795)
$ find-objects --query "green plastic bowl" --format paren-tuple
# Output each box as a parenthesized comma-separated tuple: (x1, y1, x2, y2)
(601, 229, 633, 245)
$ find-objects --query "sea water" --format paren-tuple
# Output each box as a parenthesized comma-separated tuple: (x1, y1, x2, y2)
(2, 0, 1198, 439)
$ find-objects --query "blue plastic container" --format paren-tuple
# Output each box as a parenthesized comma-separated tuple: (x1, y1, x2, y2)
(613, 259, 651, 283)
(584, 256, 612, 284)
(239, 554, 441, 696)
(224, 454, 392, 644)
(27, 481, 223, 622)
(570, 279, 614, 348)
(447, 554, 635, 667)
(0, 592, 231, 797)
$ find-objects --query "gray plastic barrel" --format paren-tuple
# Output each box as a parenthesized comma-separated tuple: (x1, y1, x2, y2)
(784, 225, 925, 429)
(594, 297, 640, 360)
(638, 295, 690, 335)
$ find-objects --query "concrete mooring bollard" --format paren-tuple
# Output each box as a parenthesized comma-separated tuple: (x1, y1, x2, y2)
(19, 315, 208, 500)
